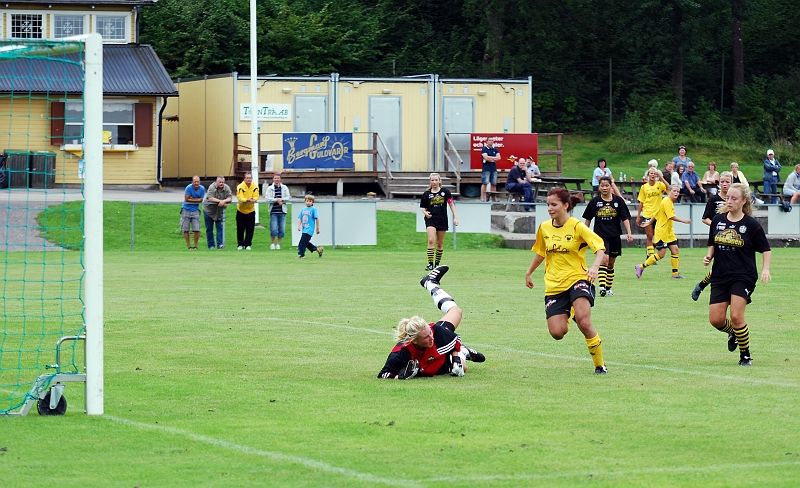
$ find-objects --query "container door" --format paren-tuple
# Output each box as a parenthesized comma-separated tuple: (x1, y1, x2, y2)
(294, 96, 327, 133)
(442, 97, 474, 172)
(369, 96, 401, 171)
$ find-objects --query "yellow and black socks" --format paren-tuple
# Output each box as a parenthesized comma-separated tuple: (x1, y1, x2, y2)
(606, 267, 615, 290)
(713, 318, 735, 334)
(598, 265, 608, 290)
(586, 334, 604, 368)
(670, 254, 680, 276)
(435, 249, 443, 266)
(698, 270, 712, 290)
(426, 248, 434, 266)
(642, 253, 661, 268)
(646, 245, 655, 258)
(733, 324, 750, 356)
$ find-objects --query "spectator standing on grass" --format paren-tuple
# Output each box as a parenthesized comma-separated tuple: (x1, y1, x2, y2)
(681, 162, 707, 203)
(265, 173, 292, 250)
(236, 172, 259, 251)
(182, 175, 205, 250)
(378, 266, 485, 379)
(704, 183, 771, 366)
(525, 188, 609, 375)
(203, 176, 232, 250)
(672, 145, 692, 171)
(297, 194, 323, 259)
(506, 157, 534, 212)
(783, 164, 800, 204)
(692, 172, 732, 301)
(763, 149, 782, 204)
(421, 172, 458, 270)
(592, 158, 612, 193)
(635, 184, 691, 279)
(583, 177, 633, 297)
(703, 161, 720, 196)
(636, 168, 668, 260)
(480, 137, 500, 202)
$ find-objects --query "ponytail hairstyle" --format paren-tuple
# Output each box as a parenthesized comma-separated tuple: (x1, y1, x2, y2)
(426, 172, 442, 192)
(396, 316, 429, 343)
(548, 187, 581, 213)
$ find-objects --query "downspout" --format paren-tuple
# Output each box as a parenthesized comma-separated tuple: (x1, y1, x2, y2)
(157, 96, 167, 187)
(134, 6, 140, 43)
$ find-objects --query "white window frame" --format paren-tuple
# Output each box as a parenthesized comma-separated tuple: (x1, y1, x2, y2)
(61, 99, 140, 152)
(92, 13, 131, 43)
(50, 12, 89, 39)
(5, 11, 44, 39)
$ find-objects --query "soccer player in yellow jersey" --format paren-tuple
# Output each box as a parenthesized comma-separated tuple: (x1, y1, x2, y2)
(636, 168, 668, 259)
(635, 185, 691, 279)
(525, 188, 608, 375)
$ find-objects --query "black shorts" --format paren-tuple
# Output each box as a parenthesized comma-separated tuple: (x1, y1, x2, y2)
(709, 280, 755, 305)
(654, 239, 677, 250)
(434, 320, 456, 332)
(601, 236, 622, 257)
(642, 217, 655, 229)
(424, 218, 448, 232)
(544, 280, 595, 318)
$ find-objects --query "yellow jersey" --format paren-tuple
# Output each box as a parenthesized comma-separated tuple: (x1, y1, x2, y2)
(533, 217, 605, 295)
(236, 182, 260, 214)
(653, 197, 677, 243)
(637, 181, 667, 219)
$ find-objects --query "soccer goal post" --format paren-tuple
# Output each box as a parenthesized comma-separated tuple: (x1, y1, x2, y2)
(0, 34, 103, 416)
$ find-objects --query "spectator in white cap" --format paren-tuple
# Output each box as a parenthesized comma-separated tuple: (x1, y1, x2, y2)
(763, 149, 781, 204)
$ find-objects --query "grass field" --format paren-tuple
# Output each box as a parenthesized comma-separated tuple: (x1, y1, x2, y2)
(4, 206, 800, 487)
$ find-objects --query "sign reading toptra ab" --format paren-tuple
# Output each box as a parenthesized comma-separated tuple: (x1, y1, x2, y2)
(470, 133, 539, 170)
(283, 133, 354, 170)
(240, 103, 292, 121)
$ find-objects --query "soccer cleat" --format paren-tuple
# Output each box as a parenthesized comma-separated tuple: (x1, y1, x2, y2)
(671, 274, 684, 279)
(605, 289, 615, 297)
(218, 245, 225, 249)
(237, 246, 243, 251)
(463, 347, 485, 362)
(450, 356, 465, 377)
(270, 244, 276, 250)
(738, 356, 753, 366)
(246, 246, 252, 250)
(425, 263, 434, 271)
(317, 247, 324, 257)
(728, 333, 737, 352)
(421, 265, 449, 287)
(297, 255, 306, 259)
(398, 359, 419, 380)
(635, 264, 643, 279)
(691, 282, 703, 301)
(594, 365, 608, 375)
(599, 286, 606, 297)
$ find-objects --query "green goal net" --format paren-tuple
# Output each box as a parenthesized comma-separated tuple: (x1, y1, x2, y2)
(0, 36, 103, 415)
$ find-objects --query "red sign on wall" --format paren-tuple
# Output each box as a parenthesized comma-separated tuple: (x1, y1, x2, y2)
(470, 133, 539, 170)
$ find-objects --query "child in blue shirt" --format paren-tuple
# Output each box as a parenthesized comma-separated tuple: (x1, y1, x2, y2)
(297, 195, 323, 258)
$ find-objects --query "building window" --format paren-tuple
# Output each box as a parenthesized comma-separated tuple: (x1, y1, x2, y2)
(53, 15, 85, 38)
(11, 14, 43, 39)
(64, 102, 135, 145)
(96, 16, 126, 41)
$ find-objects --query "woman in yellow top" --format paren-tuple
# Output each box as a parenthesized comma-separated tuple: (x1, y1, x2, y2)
(635, 184, 691, 279)
(525, 188, 608, 375)
(636, 168, 668, 259)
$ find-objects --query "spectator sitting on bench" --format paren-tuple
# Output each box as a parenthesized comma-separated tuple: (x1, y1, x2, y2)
(526, 156, 542, 182)
(784, 164, 800, 205)
(506, 156, 534, 212)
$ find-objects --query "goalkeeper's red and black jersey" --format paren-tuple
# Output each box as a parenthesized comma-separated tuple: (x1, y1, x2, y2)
(378, 321, 462, 378)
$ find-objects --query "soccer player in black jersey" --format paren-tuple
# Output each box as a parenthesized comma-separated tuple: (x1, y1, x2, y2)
(420, 173, 459, 270)
(583, 177, 633, 296)
(378, 266, 485, 379)
(704, 183, 771, 366)
(692, 171, 732, 301)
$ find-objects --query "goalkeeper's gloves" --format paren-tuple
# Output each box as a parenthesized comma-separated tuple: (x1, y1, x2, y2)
(397, 359, 419, 380)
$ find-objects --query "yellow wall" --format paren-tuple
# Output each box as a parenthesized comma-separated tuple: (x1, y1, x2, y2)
(176, 81, 207, 178)
(442, 82, 529, 134)
(204, 76, 235, 177)
(0, 96, 159, 185)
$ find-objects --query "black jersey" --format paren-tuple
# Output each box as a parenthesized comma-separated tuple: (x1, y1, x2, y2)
(702, 194, 725, 221)
(582, 194, 631, 239)
(421, 187, 453, 230)
(708, 213, 770, 284)
(377, 322, 461, 378)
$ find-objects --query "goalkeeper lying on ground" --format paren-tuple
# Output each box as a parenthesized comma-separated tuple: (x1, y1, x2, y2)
(378, 266, 486, 379)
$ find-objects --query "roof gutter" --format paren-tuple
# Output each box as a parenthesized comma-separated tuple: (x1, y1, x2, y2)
(157, 96, 168, 185)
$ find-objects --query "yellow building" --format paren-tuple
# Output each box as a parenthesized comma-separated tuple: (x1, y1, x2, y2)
(163, 73, 531, 180)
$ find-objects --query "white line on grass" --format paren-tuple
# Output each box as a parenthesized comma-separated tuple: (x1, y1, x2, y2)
(275, 318, 800, 388)
(420, 460, 800, 483)
(104, 415, 421, 488)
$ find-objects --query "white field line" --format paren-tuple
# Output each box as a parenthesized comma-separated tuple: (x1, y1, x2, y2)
(282, 318, 800, 388)
(420, 460, 800, 483)
(104, 415, 421, 488)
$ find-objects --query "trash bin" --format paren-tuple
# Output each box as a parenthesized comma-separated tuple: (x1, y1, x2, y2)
(6, 152, 29, 188)
(29, 152, 56, 189)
